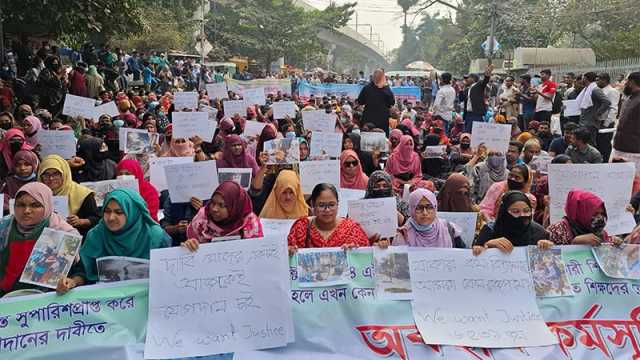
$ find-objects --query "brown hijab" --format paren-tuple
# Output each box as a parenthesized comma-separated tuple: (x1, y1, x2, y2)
(438, 173, 473, 212)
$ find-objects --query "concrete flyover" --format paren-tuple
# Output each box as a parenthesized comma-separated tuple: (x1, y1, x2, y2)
(295, 1, 390, 70)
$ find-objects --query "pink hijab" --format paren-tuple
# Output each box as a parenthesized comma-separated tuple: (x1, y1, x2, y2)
(15, 182, 77, 233)
(0, 128, 34, 170)
(385, 135, 420, 175)
(405, 188, 454, 248)
(23, 116, 42, 147)
(169, 137, 195, 157)
(401, 118, 419, 137)
(216, 135, 259, 176)
(340, 150, 369, 190)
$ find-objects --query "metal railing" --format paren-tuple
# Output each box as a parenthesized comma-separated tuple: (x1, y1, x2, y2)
(529, 57, 640, 78)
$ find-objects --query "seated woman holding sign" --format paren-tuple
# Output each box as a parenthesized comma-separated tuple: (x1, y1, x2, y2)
(547, 189, 624, 246)
(259, 170, 309, 220)
(384, 135, 423, 194)
(182, 181, 263, 251)
(0, 183, 80, 296)
(473, 191, 552, 255)
(38, 155, 99, 235)
(73, 188, 170, 286)
(287, 183, 369, 256)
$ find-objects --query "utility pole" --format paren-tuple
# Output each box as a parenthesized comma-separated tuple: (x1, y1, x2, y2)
(0, 7, 4, 65)
(487, 0, 496, 66)
(200, 0, 206, 65)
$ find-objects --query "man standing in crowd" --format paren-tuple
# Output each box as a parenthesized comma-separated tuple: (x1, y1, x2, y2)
(517, 74, 536, 130)
(597, 72, 619, 161)
(532, 69, 556, 123)
(463, 65, 493, 132)
(578, 72, 611, 146)
(432, 72, 456, 125)
(613, 72, 640, 160)
(498, 76, 519, 119)
(357, 68, 395, 135)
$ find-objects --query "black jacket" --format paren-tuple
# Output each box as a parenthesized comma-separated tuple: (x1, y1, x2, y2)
(464, 75, 491, 116)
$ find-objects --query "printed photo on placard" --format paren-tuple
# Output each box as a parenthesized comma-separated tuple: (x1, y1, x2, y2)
(297, 248, 349, 287)
(264, 138, 300, 164)
(124, 130, 158, 154)
(218, 168, 252, 190)
(592, 244, 640, 280)
(97, 256, 150, 283)
(374, 246, 412, 300)
(528, 246, 574, 297)
(19, 228, 82, 289)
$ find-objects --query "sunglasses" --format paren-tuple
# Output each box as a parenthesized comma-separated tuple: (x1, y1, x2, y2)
(344, 160, 359, 168)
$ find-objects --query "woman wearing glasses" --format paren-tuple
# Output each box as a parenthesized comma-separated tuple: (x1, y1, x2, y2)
(340, 150, 368, 190)
(287, 183, 369, 256)
(473, 191, 553, 255)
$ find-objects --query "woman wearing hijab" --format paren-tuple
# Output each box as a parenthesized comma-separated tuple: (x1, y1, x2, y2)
(340, 149, 369, 190)
(365, 171, 409, 240)
(167, 137, 195, 158)
(86, 65, 105, 99)
(0, 128, 33, 179)
(73, 136, 117, 182)
(548, 189, 623, 246)
(385, 135, 423, 193)
(259, 170, 309, 219)
(342, 132, 376, 176)
(471, 151, 508, 203)
(389, 129, 403, 153)
(421, 134, 449, 180)
(438, 173, 474, 212)
(38, 155, 99, 234)
(78, 189, 170, 283)
(216, 135, 259, 176)
(450, 133, 473, 168)
(479, 164, 537, 221)
(116, 159, 160, 222)
(256, 123, 277, 159)
(393, 188, 464, 248)
(474, 191, 552, 255)
(1, 150, 38, 213)
(22, 115, 41, 147)
(299, 138, 310, 161)
(183, 181, 263, 251)
(0, 183, 79, 296)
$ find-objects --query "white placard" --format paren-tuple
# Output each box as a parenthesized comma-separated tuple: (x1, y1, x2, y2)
(409, 247, 557, 348)
(164, 160, 219, 203)
(562, 99, 580, 117)
(172, 112, 216, 141)
(52, 196, 69, 218)
(298, 160, 340, 194)
(0, 194, 3, 217)
(374, 246, 412, 300)
(38, 130, 77, 159)
(264, 139, 299, 164)
(470, 122, 512, 154)
(360, 132, 389, 152)
(8, 198, 14, 216)
(529, 155, 554, 174)
(337, 188, 365, 217)
(145, 237, 291, 359)
(302, 110, 336, 133)
(121, 128, 159, 154)
(243, 87, 266, 105)
(199, 104, 219, 121)
(309, 132, 343, 159)
(243, 121, 267, 138)
(173, 91, 199, 110)
(347, 197, 398, 238)
(206, 82, 229, 100)
(423, 145, 447, 158)
(224, 100, 247, 117)
(149, 157, 194, 191)
(548, 163, 636, 235)
(217, 168, 252, 190)
(81, 178, 140, 207)
(260, 219, 296, 236)
(272, 101, 296, 119)
(93, 101, 119, 119)
(62, 94, 97, 119)
(437, 212, 478, 248)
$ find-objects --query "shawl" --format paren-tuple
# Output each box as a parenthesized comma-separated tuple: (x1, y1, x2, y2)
(260, 170, 309, 219)
(37, 155, 94, 215)
(385, 135, 420, 175)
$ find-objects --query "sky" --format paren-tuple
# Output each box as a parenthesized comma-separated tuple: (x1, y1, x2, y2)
(304, 0, 454, 54)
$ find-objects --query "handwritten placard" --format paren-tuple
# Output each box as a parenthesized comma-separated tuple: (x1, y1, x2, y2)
(530, 155, 554, 174)
(149, 157, 194, 191)
(223, 100, 247, 117)
(243, 121, 267, 138)
(164, 161, 219, 203)
(145, 237, 292, 358)
(206, 82, 229, 100)
(172, 112, 216, 141)
(272, 101, 296, 119)
(437, 212, 478, 248)
(173, 91, 199, 110)
(38, 130, 76, 159)
(302, 110, 336, 133)
(470, 122, 512, 154)
(81, 178, 139, 207)
(337, 188, 365, 217)
(360, 132, 389, 152)
(298, 160, 340, 194)
(52, 196, 69, 218)
(62, 94, 97, 119)
(242, 87, 266, 105)
(260, 219, 296, 235)
(93, 101, 119, 119)
(409, 247, 557, 347)
(548, 163, 636, 235)
(562, 99, 580, 117)
(309, 132, 342, 159)
(347, 197, 398, 238)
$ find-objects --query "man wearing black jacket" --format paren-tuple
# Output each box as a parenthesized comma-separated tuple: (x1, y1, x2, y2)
(463, 65, 493, 132)
(357, 69, 395, 135)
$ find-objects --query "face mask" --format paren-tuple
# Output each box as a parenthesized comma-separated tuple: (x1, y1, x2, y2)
(507, 213, 531, 227)
(460, 142, 470, 150)
(9, 141, 22, 154)
(508, 179, 524, 190)
(369, 188, 392, 198)
(591, 215, 607, 233)
(286, 132, 296, 139)
(113, 119, 125, 128)
(624, 85, 633, 97)
(96, 150, 110, 161)
(0, 122, 11, 130)
(487, 155, 504, 168)
(433, 127, 442, 134)
(100, 123, 112, 131)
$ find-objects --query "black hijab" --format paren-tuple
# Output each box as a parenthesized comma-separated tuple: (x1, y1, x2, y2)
(76, 136, 116, 182)
(345, 132, 375, 175)
(493, 191, 547, 246)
